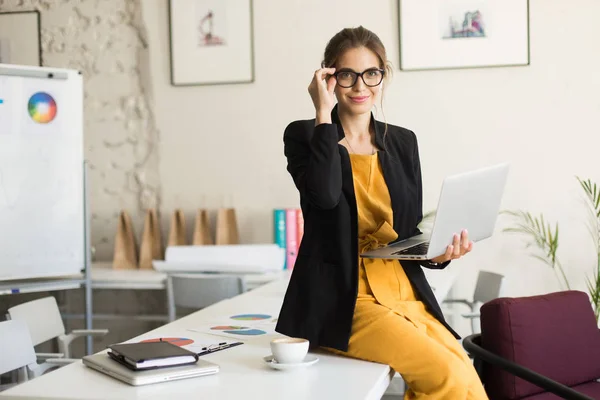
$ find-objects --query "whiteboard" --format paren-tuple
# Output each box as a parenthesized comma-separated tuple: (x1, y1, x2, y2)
(0, 64, 84, 281)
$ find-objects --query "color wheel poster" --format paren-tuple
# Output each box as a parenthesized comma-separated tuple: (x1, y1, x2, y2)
(22, 77, 63, 135)
(189, 313, 279, 340)
(0, 75, 63, 136)
(0, 76, 68, 211)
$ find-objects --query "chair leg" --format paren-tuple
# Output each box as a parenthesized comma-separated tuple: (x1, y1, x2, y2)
(469, 303, 479, 334)
(58, 338, 70, 359)
(166, 276, 176, 322)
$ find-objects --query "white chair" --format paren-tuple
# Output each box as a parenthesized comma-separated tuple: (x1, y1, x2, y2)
(0, 320, 72, 390)
(7, 296, 108, 359)
(443, 270, 505, 334)
(166, 273, 246, 322)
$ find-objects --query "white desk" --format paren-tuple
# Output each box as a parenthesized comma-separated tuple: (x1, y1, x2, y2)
(1, 277, 394, 400)
(90, 262, 285, 291)
(0, 263, 286, 294)
(64, 263, 286, 324)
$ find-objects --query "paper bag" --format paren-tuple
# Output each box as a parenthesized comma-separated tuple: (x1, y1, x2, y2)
(112, 210, 138, 270)
(215, 208, 239, 245)
(139, 208, 164, 269)
(192, 209, 214, 245)
(167, 209, 187, 246)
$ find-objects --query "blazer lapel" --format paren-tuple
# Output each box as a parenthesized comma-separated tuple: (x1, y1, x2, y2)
(378, 150, 400, 236)
(332, 104, 390, 240)
(333, 109, 358, 245)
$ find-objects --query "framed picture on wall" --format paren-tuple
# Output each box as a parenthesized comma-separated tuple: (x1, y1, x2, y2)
(398, 0, 530, 71)
(0, 11, 42, 66)
(168, 0, 255, 86)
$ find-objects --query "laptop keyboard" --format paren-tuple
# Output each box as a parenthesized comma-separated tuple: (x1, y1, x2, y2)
(391, 242, 429, 256)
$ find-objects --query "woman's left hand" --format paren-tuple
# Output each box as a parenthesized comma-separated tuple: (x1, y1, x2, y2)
(430, 229, 473, 264)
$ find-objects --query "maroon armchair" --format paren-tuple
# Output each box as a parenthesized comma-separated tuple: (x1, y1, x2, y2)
(462, 290, 600, 400)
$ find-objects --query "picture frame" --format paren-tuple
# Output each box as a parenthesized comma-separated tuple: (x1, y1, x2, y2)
(398, 0, 530, 71)
(168, 0, 255, 86)
(0, 10, 42, 66)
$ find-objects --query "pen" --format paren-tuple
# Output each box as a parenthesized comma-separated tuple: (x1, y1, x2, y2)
(197, 342, 244, 356)
(201, 342, 227, 351)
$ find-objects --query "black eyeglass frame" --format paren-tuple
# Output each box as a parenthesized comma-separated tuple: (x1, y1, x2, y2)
(332, 68, 386, 88)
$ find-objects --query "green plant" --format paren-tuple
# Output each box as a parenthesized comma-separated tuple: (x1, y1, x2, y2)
(576, 177, 600, 320)
(502, 210, 570, 290)
(503, 177, 600, 321)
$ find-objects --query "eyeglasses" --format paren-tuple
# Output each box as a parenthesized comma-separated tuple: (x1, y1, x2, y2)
(333, 68, 385, 88)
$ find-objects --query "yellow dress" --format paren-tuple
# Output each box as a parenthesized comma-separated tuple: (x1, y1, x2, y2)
(338, 153, 488, 400)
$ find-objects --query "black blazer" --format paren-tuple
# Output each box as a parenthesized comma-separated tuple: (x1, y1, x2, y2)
(275, 106, 459, 352)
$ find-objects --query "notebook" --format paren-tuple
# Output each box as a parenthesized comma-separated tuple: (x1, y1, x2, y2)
(82, 353, 219, 386)
(108, 341, 198, 370)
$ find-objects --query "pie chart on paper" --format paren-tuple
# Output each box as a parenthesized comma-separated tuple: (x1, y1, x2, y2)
(210, 325, 267, 336)
(230, 314, 271, 321)
(211, 326, 248, 330)
(223, 329, 266, 336)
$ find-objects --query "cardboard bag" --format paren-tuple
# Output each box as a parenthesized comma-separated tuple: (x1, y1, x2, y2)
(139, 208, 164, 269)
(215, 208, 239, 245)
(167, 209, 187, 246)
(112, 210, 138, 270)
(192, 209, 214, 245)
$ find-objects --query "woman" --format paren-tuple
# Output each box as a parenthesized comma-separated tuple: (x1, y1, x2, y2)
(275, 26, 488, 399)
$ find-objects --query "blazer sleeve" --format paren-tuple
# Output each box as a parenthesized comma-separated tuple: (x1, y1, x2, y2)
(411, 131, 451, 270)
(283, 121, 343, 210)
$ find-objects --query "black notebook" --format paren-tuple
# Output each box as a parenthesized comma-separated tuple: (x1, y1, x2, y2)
(108, 341, 199, 371)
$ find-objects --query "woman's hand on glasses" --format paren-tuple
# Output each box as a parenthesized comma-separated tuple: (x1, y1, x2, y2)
(308, 67, 336, 125)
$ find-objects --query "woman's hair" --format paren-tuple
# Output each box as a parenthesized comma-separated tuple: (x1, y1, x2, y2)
(321, 26, 393, 78)
(321, 26, 392, 147)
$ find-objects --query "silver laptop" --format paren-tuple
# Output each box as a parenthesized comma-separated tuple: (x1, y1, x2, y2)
(361, 163, 509, 260)
(82, 353, 219, 386)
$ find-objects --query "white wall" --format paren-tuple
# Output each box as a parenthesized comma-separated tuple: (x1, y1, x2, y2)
(143, 0, 600, 335)
(2, 0, 598, 336)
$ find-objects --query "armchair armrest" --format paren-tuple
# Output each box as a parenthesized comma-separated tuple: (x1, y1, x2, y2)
(31, 358, 78, 378)
(461, 312, 480, 319)
(462, 334, 594, 400)
(36, 352, 65, 362)
(58, 329, 109, 358)
(70, 329, 109, 337)
(45, 358, 78, 366)
(443, 299, 477, 312)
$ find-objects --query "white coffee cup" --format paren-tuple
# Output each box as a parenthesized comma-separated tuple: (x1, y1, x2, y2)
(270, 337, 309, 364)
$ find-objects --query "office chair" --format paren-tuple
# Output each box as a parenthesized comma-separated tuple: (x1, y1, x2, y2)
(0, 320, 72, 390)
(166, 273, 246, 322)
(443, 270, 504, 333)
(462, 290, 600, 400)
(8, 296, 108, 359)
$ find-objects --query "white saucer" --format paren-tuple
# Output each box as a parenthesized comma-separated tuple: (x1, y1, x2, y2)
(263, 354, 319, 370)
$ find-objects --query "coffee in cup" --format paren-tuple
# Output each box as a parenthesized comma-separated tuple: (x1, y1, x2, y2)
(270, 337, 309, 364)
